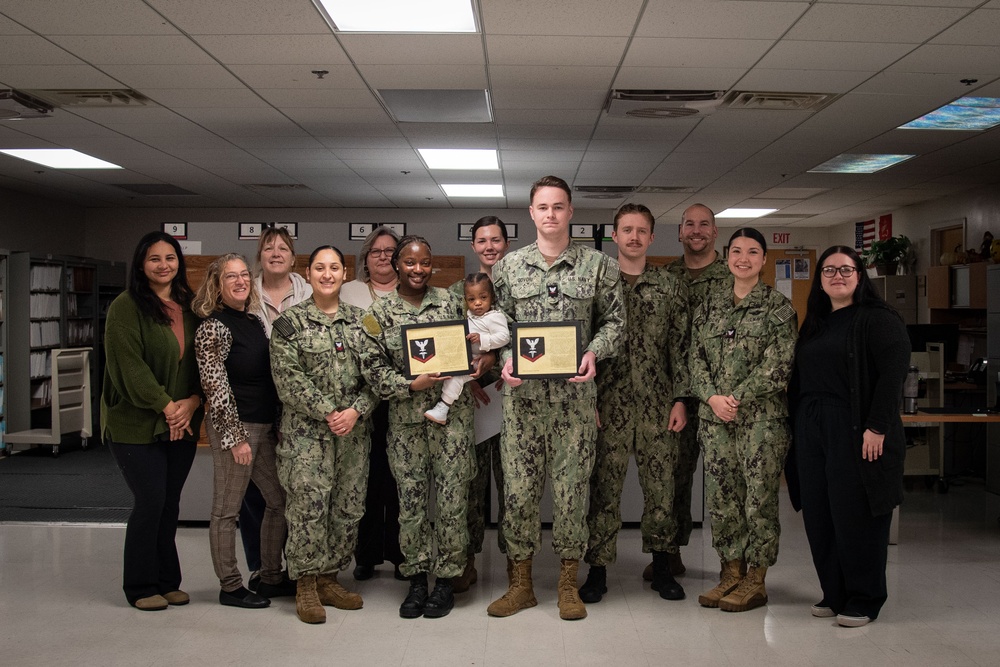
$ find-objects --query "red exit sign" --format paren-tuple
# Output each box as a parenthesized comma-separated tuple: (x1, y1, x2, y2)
(773, 232, 790, 244)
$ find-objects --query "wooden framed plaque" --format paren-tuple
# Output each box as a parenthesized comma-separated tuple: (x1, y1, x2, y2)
(511, 321, 583, 379)
(400, 320, 473, 380)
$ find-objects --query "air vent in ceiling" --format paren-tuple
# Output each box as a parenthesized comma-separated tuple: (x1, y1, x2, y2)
(0, 89, 54, 120)
(114, 184, 198, 196)
(25, 88, 152, 108)
(722, 91, 839, 112)
(574, 185, 635, 194)
(605, 90, 726, 119)
(635, 186, 699, 194)
(246, 183, 312, 191)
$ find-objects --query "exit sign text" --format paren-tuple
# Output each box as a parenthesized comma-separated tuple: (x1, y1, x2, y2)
(773, 232, 790, 244)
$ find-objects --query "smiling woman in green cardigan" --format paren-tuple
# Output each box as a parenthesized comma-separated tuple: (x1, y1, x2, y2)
(101, 231, 204, 611)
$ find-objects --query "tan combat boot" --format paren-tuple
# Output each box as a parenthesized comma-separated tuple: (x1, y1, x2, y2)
(317, 572, 363, 610)
(487, 558, 537, 617)
(451, 555, 478, 594)
(698, 559, 746, 608)
(296, 574, 326, 624)
(719, 565, 768, 612)
(557, 559, 587, 621)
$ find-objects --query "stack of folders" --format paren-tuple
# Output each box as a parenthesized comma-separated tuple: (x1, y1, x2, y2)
(68, 320, 93, 345)
(30, 321, 61, 347)
(29, 293, 60, 318)
(31, 380, 51, 408)
(29, 265, 61, 291)
(29, 351, 51, 378)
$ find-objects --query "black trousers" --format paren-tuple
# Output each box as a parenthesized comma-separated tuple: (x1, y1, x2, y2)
(354, 400, 403, 567)
(795, 397, 892, 620)
(108, 438, 197, 605)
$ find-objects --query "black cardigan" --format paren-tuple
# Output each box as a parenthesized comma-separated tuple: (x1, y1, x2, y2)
(787, 304, 911, 516)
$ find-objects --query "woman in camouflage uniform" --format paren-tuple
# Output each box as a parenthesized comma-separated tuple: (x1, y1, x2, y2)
(359, 236, 491, 620)
(269, 246, 377, 624)
(690, 227, 797, 613)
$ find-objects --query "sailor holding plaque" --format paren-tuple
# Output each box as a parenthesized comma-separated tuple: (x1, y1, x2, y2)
(487, 175, 625, 621)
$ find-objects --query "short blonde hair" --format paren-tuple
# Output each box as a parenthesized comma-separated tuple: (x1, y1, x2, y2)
(254, 226, 296, 276)
(192, 253, 262, 318)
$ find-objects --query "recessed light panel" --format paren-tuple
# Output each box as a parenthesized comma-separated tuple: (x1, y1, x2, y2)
(808, 154, 914, 174)
(380, 89, 492, 123)
(716, 208, 778, 219)
(418, 149, 498, 170)
(899, 97, 1000, 131)
(315, 0, 477, 32)
(441, 184, 504, 198)
(0, 148, 122, 169)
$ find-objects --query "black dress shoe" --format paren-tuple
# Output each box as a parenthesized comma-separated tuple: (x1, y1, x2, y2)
(219, 588, 271, 609)
(399, 573, 428, 619)
(353, 564, 375, 581)
(423, 578, 454, 618)
(256, 577, 297, 598)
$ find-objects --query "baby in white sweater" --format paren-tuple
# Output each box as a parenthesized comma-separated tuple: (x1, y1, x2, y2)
(425, 273, 510, 425)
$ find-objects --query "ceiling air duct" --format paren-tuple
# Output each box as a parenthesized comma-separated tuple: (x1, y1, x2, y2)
(0, 89, 54, 120)
(605, 90, 726, 119)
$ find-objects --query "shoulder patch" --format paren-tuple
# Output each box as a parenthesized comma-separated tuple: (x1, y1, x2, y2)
(272, 315, 296, 340)
(362, 313, 382, 337)
(600, 253, 621, 286)
(771, 303, 796, 324)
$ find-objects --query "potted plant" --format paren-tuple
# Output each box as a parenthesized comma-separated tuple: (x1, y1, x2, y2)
(862, 235, 912, 276)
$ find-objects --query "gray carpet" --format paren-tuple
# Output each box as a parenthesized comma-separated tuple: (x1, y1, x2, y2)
(0, 440, 132, 523)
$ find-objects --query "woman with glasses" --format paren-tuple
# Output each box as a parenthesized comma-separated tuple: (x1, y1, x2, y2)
(341, 226, 406, 581)
(690, 227, 797, 613)
(787, 246, 909, 628)
(193, 254, 285, 610)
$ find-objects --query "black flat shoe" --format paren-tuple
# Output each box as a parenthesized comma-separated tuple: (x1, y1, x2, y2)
(256, 577, 297, 598)
(219, 588, 271, 609)
(353, 564, 375, 581)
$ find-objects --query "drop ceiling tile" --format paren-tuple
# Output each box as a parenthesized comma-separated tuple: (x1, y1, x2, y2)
(193, 35, 349, 65)
(852, 71, 982, 97)
(315, 136, 410, 150)
(96, 64, 247, 90)
(339, 34, 483, 66)
(587, 139, 681, 152)
(0, 64, 121, 88)
(592, 116, 701, 142)
(581, 150, 666, 164)
(889, 45, 1000, 75)
(398, 124, 499, 144)
(491, 65, 617, 90)
(0, 15, 31, 34)
(177, 107, 310, 137)
(494, 109, 598, 125)
(51, 35, 214, 65)
(501, 150, 586, 162)
(280, 107, 393, 125)
(255, 88, 381, 109)
(852, 129, 977, 155)
(754, 40, 916, 71)
(331, 148, 420, 162)
(1, 0, 180, 35)
(12, 119, 122, 140)
(357, 64, 486, 89)
(495, 124, 595, 140)
(149, 0, 327, 35)
(0, 36, 86, 65)
(785, 4, 969, 43)
(68, 106, 191, 124)
(624, 38, 773, 69)
(228, 136, 326, 150)
(298, 123, 403, 138)
(499, 138, 590, 151)
(613, 67, 747, 90)
(145, 88, 271, 109)
(930, 9, 1000, 45)
(491, 88, 607, 111)
(481, 0, 644, 36)
(486, 35, 627, 67)
(636, 1, 809, 39)
(502, 161, 584, 178)
(228, 65, 365, 89)
(734, 68, 874, 93)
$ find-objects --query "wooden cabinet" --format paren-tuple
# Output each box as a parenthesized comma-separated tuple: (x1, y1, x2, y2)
(928, 265, 951, 309)
(929, 263, 988, 309)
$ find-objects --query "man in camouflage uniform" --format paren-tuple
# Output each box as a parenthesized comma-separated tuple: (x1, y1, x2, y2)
(487, 175, 625, 621)
(658, 203, 732, 579)
(357, 245, 477, 619)
(269, 297, 377, 623)
(579, 204, 690, 604)
(689, 229, 797, 612)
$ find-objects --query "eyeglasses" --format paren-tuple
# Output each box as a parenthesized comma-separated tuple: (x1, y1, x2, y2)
(821, 265, 857, 278)
(369, 248, 393, 257)
(223, 271, 251, 283)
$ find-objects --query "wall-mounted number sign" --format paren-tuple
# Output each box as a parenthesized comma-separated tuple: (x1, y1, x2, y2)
(239, 223, 264, 239)
(602, 224, 614, 241)
(162, 222, 187, 239)
(274, 222, 298, 238)
(350, 223, 407, 241)
(571, 224, 595, 240)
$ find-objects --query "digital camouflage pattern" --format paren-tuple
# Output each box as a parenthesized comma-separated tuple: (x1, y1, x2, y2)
(586, 264, 690, 565)
(358, 287, 475, 578)
(665, 256, 732, 547)
(492, 242, 624, 561)
(450, 278, 507, 556)
(690, 278, 797, 567)
(269, 299, 376, 579)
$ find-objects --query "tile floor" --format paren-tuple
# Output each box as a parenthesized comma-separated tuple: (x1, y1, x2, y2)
(1, 480, 999, 666)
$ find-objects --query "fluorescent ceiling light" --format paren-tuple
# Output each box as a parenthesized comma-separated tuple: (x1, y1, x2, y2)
(418, 149, 498, 170)
(716, 208, 778, 219)
(808, 154, 914, 174)
(0, 148, 122, 169)
(441, 183, 504, 198)
(899, 97, 1000, 131)
(316, 0, 477, 32)
(381, 89, 492, 123)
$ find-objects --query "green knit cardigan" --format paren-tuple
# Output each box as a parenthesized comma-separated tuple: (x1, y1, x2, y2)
(100, 292, 204, 444)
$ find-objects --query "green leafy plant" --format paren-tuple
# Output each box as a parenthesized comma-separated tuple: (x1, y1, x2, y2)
(862, 234, 912, 269)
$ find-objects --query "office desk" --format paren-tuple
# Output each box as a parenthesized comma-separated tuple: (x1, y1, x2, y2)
(901, 411, 1000, 492)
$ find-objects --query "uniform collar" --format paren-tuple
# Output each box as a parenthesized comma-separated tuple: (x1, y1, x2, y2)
(304, 298, 346, 324)
(526, 240, 581, 269)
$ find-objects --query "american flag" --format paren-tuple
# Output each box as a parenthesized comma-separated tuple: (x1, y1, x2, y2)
(855, 219, 876, 250)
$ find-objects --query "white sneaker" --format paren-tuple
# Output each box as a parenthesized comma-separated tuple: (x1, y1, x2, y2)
(424, 401, 450, 425)
(837, 613, 871, 627)
(811, 603, 836, 618)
